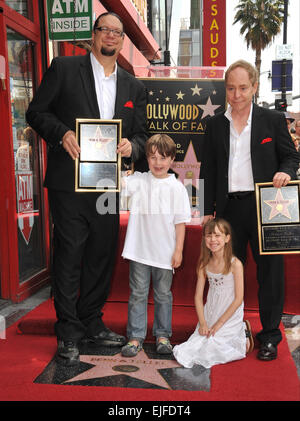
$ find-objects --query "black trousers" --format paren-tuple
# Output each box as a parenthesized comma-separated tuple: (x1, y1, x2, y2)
(48, 189, 119, 341)
(223, 193, 284, 345)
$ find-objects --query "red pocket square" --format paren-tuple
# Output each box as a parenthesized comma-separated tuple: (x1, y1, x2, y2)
(124, 101, 134, 109)
(261, 137, 272, 144)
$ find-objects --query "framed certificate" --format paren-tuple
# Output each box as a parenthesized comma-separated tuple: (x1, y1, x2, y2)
(75, 119, 122, 192)
(255, 180, 300, 254)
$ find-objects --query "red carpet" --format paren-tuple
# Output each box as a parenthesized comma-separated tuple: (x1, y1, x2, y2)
(0, 299, 297, 401)
(3, 212, 298, 402)
(105, 213, 300, 314)
(17, 299, 201, 343)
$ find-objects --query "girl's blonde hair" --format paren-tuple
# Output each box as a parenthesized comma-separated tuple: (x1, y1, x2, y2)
(197, 218, 233, 276)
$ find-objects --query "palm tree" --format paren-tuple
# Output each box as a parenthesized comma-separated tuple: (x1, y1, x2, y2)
(233, 0, 285, 101)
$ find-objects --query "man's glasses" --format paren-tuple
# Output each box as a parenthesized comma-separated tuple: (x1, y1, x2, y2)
(95, 27, 123, 38)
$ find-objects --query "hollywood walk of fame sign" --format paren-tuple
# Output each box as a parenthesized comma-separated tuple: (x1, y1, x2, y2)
(75, 119, 121, 192)
(255, 181, 300, 254)
(139, 78, 226, 210)
(34, 343, 211, 391)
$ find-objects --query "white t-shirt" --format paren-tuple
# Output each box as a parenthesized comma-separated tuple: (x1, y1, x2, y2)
(122, 171, 191, 270)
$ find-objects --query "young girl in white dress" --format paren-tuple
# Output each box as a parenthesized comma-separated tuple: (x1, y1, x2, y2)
(173, 218, 253, 369)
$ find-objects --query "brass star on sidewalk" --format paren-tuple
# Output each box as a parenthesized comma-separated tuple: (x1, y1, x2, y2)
(264, 188, 295, 220)
(64, 350, 180, 389)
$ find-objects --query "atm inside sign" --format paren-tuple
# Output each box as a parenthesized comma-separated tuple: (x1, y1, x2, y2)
(47, 0, 92, 41)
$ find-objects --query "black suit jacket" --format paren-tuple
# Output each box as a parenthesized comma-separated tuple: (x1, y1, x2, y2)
(200, 104, 299, 216)
(26, 53, 148, 191)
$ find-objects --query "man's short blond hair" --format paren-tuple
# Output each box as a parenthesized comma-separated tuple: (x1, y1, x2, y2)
(146, 134, 176, 159)
(225, 60, 258, 86)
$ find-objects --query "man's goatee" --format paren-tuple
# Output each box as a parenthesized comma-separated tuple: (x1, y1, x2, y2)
(101, 47, 116, 56)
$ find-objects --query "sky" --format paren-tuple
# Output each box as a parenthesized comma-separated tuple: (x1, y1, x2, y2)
(226, 0, 300, 112)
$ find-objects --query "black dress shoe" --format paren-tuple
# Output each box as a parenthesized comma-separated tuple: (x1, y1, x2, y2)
(55, 340, 80, 366)
(257, 342, 277, 361)
(82, 328, 126, 347)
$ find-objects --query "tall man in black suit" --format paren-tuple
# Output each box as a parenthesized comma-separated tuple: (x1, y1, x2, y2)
(200, 60, 299, 361)
(26, 12, 148, 365)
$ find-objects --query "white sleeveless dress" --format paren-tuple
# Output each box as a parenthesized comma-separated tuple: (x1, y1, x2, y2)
(173, 266, 246, 369)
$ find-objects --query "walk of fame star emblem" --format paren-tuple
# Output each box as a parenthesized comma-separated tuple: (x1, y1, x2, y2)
(91, 126, 115, 160)
(34, 343, 210, 391)
(171, 142, 200, 188)
(79, 122, 117, 163)
(264, 188, 295, 220)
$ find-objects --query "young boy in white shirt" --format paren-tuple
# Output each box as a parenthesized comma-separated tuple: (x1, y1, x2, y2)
(121, 134, 191, 357)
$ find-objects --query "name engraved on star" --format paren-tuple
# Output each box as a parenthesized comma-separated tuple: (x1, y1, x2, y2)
(89, 356, 166, 365)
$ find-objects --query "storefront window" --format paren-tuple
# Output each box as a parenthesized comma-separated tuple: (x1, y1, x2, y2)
(5, 1, 33, 20)
(7, 28, 46, 283)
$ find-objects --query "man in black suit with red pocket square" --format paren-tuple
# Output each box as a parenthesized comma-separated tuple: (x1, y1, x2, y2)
(200, 60, 299, 361)
(26, 12, 148, 366)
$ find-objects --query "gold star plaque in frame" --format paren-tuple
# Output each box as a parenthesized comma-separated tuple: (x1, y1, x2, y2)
(75, 119, 122, 192)
(255, 180, 300, 254)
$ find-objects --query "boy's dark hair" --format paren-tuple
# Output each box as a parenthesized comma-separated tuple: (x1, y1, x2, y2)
(93, 12, 124, 33)
(146, 134, 176, 159)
